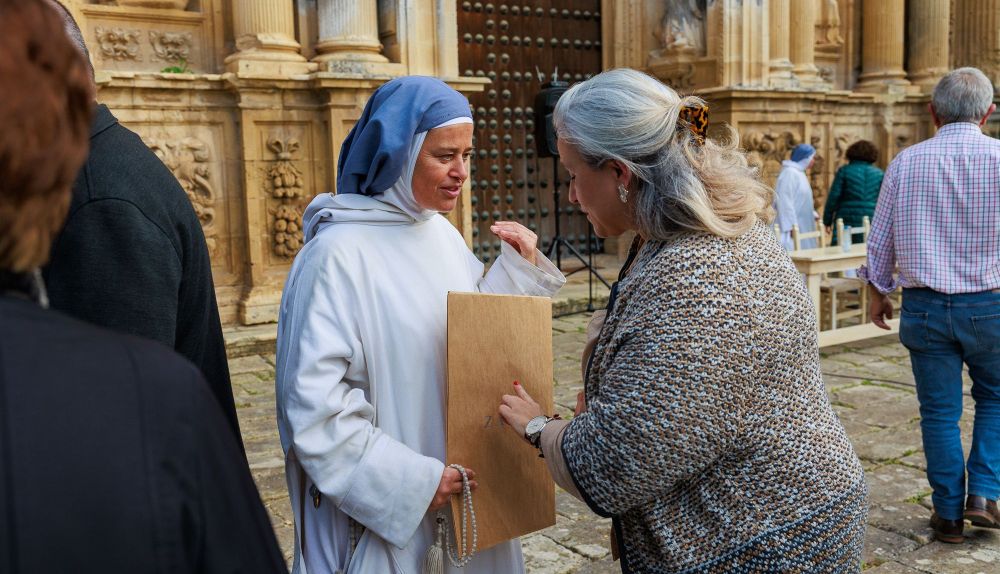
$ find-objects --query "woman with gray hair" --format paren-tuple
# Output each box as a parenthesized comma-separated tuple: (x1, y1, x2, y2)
(498, 69, 868, 572)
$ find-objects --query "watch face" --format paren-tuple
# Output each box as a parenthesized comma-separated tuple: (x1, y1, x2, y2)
(525, 417, 547, 435)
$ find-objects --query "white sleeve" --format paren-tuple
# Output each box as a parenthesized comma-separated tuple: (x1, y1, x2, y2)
(276, 253, 443, 549)
(477, 241, 566, 296)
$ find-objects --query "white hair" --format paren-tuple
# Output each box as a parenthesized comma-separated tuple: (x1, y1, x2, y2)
(553, 68, 772, 240)
(932, 67, 995, 125)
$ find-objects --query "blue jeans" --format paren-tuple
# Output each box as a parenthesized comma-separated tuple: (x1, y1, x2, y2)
(899, 288, 1000, 520)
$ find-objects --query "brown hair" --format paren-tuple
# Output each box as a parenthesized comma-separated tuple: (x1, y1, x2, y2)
(845, 140, 879, 164)
(0, 0, 93, 273)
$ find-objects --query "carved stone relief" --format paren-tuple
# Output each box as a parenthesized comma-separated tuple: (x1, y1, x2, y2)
(809, 134, 827, 209)
(652, 0, 707, 58)
(834, 132, 861, 162)
(95, 27, 142, 61)
(267, 138, 306, 258)
(272, 204, 305, 258)
(149, 31, 193, 62)
(148, 137, 218, 253)
(743, 130, 800, 177)
(659, 63, 696, 90)
(815, 0, 844, 49)
(102, 1, 193, 9)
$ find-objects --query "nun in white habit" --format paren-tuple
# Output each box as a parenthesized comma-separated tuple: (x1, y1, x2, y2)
(275, 76, 566, 574)
(774, 143, 819, 250)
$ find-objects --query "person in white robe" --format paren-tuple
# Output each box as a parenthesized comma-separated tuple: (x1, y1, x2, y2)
(774, 143, 819, 250)
(275, 76, 566, 574)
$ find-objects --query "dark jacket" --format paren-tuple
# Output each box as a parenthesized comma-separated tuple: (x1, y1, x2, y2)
(822, 160, 884, 230)
(43, 104, 239, 440)
(0, 291, 286, 574)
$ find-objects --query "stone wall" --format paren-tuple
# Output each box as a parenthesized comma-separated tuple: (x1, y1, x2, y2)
(65, 0, 486, 325)
(65, 1, 997, 326)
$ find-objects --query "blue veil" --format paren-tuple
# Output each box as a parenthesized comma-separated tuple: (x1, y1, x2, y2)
(336, 76, 473, 199)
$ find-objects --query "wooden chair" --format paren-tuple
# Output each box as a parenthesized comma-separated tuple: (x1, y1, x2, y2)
(820, 217, 869, 329)
(791, 222, 825, 251)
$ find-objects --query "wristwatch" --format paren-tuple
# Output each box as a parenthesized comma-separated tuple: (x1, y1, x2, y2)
(524, 415, 557, 449)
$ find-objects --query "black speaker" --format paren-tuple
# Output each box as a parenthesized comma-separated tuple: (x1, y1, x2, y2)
(533, 79, 569, 158)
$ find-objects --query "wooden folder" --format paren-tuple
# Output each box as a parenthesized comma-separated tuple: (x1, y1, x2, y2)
(446, 292, 556, 552)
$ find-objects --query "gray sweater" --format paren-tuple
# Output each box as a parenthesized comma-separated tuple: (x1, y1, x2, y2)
(559, 221, 868, 573)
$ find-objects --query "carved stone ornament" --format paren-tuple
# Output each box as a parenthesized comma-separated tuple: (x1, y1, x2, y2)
(660, 63, 696, 90)
(148, 137, 218, 253)
(95, 26, 142, 61)
(267, 137, 306, 258)
(815, 0, 845, 48)
(266, 138, 305, 200)
(652, 0, 707, 57)
(834, 132, 861, 161)
(149, 30, 193, 62)
(102, 1, 192, 9)
(743, 130, 801, 167)
(273, 204, 304, 258)
(809, 135, 826, 208)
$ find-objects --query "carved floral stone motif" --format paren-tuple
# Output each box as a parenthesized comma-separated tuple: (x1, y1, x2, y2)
(272, 204, 304, 258)
(148, 137, 218, 253)
(267, 138, 306, 258)
(95, 26, 142, 61)
(266, 138, 305, 199)
(149, 31, 193, 62)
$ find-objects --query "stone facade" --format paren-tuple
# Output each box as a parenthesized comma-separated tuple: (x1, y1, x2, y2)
(65, 1, 997, 326)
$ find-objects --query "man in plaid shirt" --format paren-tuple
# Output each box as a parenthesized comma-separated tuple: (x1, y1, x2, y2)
(861, 67, 1000, 544)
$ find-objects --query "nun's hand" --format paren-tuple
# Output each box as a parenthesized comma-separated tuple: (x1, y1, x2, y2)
(491, 221, 538, 266)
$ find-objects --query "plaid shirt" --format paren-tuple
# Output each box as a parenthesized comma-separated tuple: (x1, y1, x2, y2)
(860, 122, 1000, 294)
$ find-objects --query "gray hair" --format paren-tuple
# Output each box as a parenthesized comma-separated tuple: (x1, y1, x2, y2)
(553, 68, 772, 240)
(932, 67, 994, 125)
(46, 1, 93, 79)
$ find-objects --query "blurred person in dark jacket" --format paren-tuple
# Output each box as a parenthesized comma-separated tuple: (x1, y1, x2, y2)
(0, 1, 286, 572)
(823, 140, 884, 244)
(40, 0, 240, 441)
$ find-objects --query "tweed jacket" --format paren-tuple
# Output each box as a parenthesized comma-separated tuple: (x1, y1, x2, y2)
(562, 221, 868, 573)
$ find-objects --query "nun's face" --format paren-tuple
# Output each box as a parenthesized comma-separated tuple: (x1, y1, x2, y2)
(412, 123, 474, 213)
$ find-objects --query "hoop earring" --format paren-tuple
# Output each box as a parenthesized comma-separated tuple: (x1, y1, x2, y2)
(617, 184, 629, 204)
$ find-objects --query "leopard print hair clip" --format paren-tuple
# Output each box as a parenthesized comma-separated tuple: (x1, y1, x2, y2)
(678, 103, 709, 145)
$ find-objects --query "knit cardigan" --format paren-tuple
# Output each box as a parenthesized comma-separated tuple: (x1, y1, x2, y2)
(562, 221, 868, 573)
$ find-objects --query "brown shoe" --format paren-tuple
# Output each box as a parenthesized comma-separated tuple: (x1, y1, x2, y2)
(965, 495, 1000, 529)
(930, 512, 964, 543)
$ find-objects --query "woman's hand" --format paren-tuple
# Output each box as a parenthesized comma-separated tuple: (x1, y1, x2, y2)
(428, 467, 477, 513)
(491, 221, 538, 266)
(498, 381, 544, 438)
(575, 391, 587, 416)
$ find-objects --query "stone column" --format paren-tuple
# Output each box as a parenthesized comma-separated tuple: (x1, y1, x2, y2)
(313, 0, 389, 71)
(908, 0, 951, 90)
(769, 0, 794, 87)
(225, 0, 314, 76)
(789, 0, 821, 85)
(954, 0, 1000, 88)
(858, 0, 911, 92)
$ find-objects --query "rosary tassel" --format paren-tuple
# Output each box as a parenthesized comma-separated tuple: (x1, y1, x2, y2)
(422, 514, 447, 574)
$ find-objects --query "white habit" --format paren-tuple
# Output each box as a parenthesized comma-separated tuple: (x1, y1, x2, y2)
(774, 159, 818, 250)
(275, 192, 566, 574)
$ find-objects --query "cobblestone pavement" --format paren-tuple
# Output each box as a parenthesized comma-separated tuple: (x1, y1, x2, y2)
(233, 313, 1000, 573)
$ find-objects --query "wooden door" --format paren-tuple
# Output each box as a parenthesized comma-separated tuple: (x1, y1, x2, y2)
(457, 1, 604, 264)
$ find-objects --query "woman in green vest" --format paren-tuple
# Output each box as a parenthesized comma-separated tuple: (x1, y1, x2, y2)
(823, 140, 884, 244)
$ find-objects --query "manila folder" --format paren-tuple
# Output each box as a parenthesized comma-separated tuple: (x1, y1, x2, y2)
(446, 291, 556, 552)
